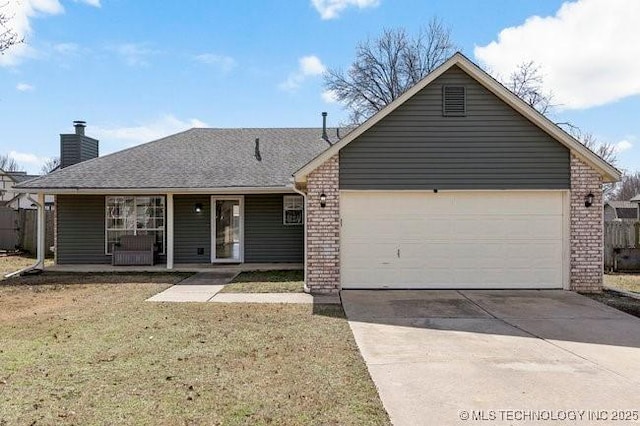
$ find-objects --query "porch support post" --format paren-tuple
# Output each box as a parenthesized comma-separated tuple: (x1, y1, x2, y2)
(36, 192, 46, 270)
(166, 193, 174, 269)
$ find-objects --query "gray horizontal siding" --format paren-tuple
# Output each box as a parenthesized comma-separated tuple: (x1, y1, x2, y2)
(57, 195, 166, 265)
(57, 195, 110, 264)
(245, 194, 303, 263)
(339, 65, 570, 190)
(56, 194, 302, 265)
(174, 195, 211, 263)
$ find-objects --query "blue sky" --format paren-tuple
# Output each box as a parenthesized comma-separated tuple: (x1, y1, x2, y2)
(1, 0, 639, 174)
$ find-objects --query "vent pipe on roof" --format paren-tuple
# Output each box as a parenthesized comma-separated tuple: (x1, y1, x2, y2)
(321, 112, 331, 145)
(336, 128, 340, 139)
(254, 138, 262, 161)
(73, 120, 86, 136)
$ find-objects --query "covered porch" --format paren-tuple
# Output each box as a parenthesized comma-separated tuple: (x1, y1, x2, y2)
(45, 262, 303, 273)
(37, 191, 304, 270)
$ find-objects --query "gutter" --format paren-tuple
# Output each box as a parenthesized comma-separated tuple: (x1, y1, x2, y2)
(291, 182, 310, 294)
(5, 195, 45, 278)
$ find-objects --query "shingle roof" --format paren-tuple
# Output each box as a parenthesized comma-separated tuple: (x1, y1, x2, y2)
(17, 128, 334, 190)
(8, 172, 40, 183)
(607, 201, 639, 219)
(608, 201, 636, 209)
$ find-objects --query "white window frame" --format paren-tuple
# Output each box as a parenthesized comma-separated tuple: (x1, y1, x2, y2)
(283, 195, 304, 226)
(105, 195, 166, 255)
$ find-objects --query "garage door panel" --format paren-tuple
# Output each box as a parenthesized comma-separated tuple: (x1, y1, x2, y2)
(341, 191, 566, 290)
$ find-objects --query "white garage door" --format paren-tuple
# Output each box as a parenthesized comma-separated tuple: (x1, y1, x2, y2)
(341, 191, 567, 289)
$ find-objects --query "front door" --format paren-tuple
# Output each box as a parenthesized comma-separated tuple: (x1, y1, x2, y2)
(211, 196, 244, 263)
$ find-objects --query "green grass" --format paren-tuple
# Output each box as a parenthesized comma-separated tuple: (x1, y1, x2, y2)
(604, 274, 640, 293)
(221, 270, 305, 293)
(0, 273, 388, 425)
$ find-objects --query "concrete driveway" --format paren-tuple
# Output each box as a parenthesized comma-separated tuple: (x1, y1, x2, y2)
(342, 290, 640, 426)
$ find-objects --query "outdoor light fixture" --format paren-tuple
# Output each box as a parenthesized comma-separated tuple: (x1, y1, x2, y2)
(194, 203, 203, 213)
(320, 193, 327, 208)
(584, 193, 594, 208)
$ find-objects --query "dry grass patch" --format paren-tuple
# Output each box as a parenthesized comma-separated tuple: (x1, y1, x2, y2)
(221, 270, 305, 293)
(604, 274, 640, 293)
(0, 255, 54, 278)
(0, 274, 388, 425)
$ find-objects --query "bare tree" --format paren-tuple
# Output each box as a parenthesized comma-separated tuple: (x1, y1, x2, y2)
(0, 154, 20, 171)
(324, 18, 456, 123)
(40, 157, 60, 174)
(504, 61, 553, 115)
(502, 62, 619, 168)
(1, 2, 22, 55)
(610, 172, 640, 201)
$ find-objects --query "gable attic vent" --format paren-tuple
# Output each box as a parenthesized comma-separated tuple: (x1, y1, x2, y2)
(442, 85, 466, 116)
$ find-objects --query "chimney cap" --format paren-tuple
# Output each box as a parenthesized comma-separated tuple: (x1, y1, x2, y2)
(73, 120, 87, 127)
(321, 111, 328, 117)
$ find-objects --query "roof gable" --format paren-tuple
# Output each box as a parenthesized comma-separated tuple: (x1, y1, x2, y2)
(294, 52, 621, 183)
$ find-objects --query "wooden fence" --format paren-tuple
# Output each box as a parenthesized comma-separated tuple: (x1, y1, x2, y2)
(0, 207, 54, 255)
(604, 220, 640, 270)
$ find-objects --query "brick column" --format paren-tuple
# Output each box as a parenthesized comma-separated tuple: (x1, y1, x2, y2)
(306, 155, 340, 294)
(570, 154, 604, 292)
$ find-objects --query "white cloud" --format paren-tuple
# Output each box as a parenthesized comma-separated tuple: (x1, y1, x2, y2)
(53, 42, 80, 55)
(279, 55, 326, 92)
(74, 0, 101, 7)
(614, 139, 633, 153)
(311, 0, 379, 19)
(16, 83, 35, 92)
(92, 115, 209, 152)
(9, 151, 48, 172)
(194, 53, 236, 72)
(108, 43, 159, 67)
(474, 0, 640, 111)
(1, 0, 99, 67)
(321, 89, 338, 103)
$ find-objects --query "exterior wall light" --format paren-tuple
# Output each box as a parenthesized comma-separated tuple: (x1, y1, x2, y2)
(320, 193, 327, 208)
(584, 193, 594, 208)
(194, 203, 203, 213)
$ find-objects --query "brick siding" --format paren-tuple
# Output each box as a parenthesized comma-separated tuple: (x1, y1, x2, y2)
(570, 154, 604, 292)
(305, 155, 340, 294)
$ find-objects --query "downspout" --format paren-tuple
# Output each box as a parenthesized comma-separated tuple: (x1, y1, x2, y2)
(5, 193, 46, 278)
(291, 181, 310, 293)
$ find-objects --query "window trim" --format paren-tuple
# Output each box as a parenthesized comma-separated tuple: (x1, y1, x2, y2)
(104, 195, 166, 255)
(442, 85, 467, 117)
(283, 195, 304, 226)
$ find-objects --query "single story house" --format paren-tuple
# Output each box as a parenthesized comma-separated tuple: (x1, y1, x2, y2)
(17, 53, 620, 293)
(604, 200, 639, 222)
(0, 170, 54, 210)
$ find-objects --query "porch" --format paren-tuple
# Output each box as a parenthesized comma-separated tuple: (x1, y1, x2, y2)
(46, 262, 303, 274)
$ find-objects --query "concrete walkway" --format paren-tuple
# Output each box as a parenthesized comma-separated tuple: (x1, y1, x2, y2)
(212, 293, 340, 304)
(147, 272, 236, 302)
(343, 290, 640, 426)
(147, 271, 340, 304)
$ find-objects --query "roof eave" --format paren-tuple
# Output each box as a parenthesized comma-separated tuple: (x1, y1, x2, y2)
(12, 186, 297, 195)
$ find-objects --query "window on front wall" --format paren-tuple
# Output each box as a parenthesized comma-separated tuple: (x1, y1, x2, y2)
(105, 196, 165, 254)
(283, 195, 303, 225)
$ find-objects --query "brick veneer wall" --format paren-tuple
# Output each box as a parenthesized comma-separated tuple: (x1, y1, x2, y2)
(570, 154, 604, 292)
(305, 155, 340, 294)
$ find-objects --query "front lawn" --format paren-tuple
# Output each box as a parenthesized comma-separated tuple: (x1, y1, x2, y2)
(0, 273, 388, 425)
(0, 255, 54, 278)
(221, 270, 305, 293)
(604, 274, 640, 293)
